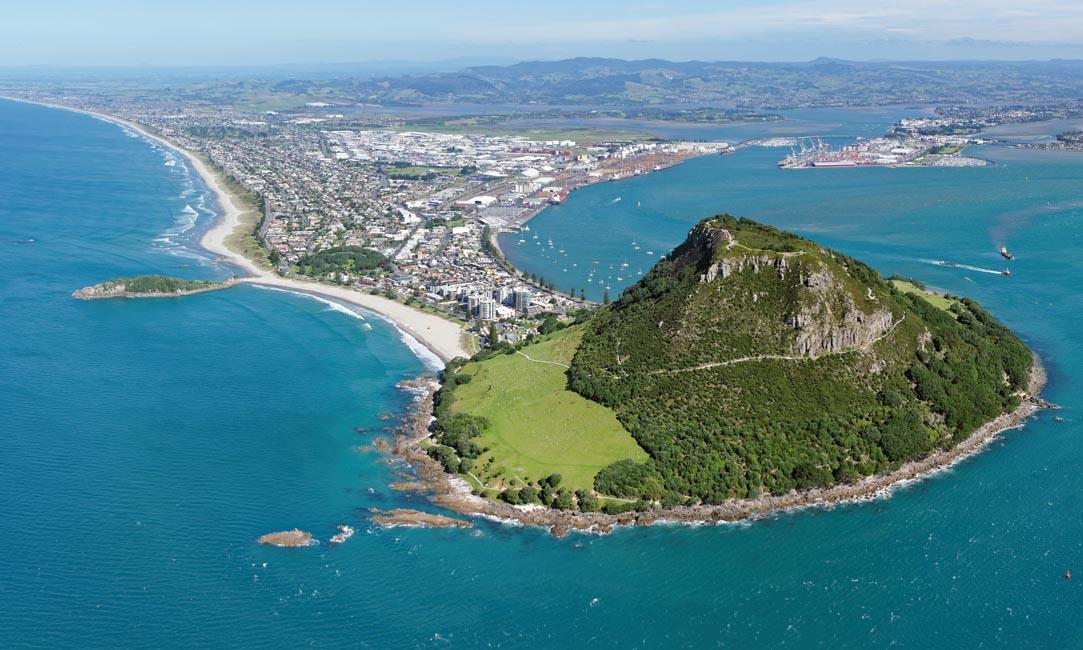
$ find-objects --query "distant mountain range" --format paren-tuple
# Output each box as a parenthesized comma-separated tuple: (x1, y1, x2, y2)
(8, 57, 1083, 110)
(290, 57, 1083, 108)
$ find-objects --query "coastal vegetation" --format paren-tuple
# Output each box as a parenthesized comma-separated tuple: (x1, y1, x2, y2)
(568, 215, 1033, 503)
(73, 275, 226, 299)
(201, 155, 272, 269)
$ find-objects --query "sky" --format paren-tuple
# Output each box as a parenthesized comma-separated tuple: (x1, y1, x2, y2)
(3, 0, 1083, 68)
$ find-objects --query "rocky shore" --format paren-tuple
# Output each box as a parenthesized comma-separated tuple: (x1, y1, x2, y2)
(391, 363, 1050, 537)
(72, 279, 233, 300)
(370, 509, 473, 529)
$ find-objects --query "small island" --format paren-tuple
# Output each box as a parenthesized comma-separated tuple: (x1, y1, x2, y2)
(73, 275, 231, 299)
(257, 529, 314, 546)
(398, 215, 1045, 533)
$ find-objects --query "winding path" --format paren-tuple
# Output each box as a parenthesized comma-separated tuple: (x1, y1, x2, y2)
(649, 313, 906, 375)
(516, 351, 570, 369)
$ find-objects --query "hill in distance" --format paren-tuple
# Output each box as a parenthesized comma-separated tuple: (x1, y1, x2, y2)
(433, 216, 1034, 512)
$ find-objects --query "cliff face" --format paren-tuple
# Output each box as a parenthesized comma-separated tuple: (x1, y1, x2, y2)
(567, 215, 1033, 502)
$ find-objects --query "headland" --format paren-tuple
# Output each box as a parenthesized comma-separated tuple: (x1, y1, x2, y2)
(391, 216, 1052, 535)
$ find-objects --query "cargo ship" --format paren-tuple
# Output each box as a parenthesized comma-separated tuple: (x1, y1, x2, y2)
(1001, 246, 1015, 260)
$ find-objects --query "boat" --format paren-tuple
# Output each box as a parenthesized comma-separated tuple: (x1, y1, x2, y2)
(1002, 269, 1011, 276)
(1001, 246, 1015, 260)
(937, 261, 959, 267)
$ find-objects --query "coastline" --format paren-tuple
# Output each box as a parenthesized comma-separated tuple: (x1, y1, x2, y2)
(394, 360, 1049, 537)
(2, 96, 471, 365)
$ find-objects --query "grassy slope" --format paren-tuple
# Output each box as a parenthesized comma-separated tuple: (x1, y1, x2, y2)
(452, 326, 647, 492)
(891, 280, 959, 312)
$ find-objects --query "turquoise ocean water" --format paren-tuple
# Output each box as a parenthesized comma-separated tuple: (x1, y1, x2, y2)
(3, 99, 1082, 648)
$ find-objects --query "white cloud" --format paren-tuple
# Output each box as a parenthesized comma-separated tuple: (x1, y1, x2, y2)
(467, 1, 1083, 47)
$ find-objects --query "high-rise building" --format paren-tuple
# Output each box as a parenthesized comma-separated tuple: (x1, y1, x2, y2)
(478, 298, 497, 321)
(514, 289, 532, 311)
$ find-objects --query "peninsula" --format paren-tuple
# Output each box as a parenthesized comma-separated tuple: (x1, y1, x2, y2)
(401, 215, 1045, 533)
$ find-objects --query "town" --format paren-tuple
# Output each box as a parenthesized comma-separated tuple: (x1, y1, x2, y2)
(14, 92, 730, 344)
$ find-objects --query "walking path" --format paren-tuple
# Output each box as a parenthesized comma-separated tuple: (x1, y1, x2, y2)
(650, 313, 906, 375)
(516, 351, 570, 369)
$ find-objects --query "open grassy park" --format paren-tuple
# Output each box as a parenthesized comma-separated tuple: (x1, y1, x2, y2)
(451, 326, 648, 492)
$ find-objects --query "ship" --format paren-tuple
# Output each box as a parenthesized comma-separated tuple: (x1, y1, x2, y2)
(937, 261, 959, 267)
(1001, 246, 1015, 260)
(1002, 269, 1012, 276)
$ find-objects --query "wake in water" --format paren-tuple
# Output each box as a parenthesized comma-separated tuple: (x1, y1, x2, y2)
(918, 259, 1005, 275)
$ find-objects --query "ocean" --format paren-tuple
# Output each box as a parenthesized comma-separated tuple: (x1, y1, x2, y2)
(2, 98, 1082, 648)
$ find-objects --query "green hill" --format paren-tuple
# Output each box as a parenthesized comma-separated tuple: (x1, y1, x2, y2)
(429, 215, 1033, 513)
(568, 215, 1033, 504)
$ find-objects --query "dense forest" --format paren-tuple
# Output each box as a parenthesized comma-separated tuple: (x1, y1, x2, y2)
(568, 216, 1033, 504)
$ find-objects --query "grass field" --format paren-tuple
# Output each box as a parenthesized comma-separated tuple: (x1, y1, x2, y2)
(892, 280, 959, 312)
(452, 326, 648, 492)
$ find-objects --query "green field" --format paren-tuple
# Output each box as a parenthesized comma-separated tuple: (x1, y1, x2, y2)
(892, 280, 959, 312)
(452, 326, 648, 492)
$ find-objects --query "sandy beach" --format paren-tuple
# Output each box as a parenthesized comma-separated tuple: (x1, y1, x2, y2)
(6, 98, 472, 364)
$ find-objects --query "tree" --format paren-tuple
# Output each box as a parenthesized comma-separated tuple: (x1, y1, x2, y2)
(575, 490, 600, 512)
(552, 488, 574, 510)
(530, 272, 537, 283)
(603, 288, 611, 305)
(579, 288, 585, 300)
(488, 322, 499, 347)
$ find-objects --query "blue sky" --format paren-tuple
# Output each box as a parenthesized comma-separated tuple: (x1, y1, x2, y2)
(3, 0, 1083, 66)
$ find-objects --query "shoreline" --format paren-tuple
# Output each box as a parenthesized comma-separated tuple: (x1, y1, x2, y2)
(2, 96, 471, 365)
(394, 360, 1049, 537)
